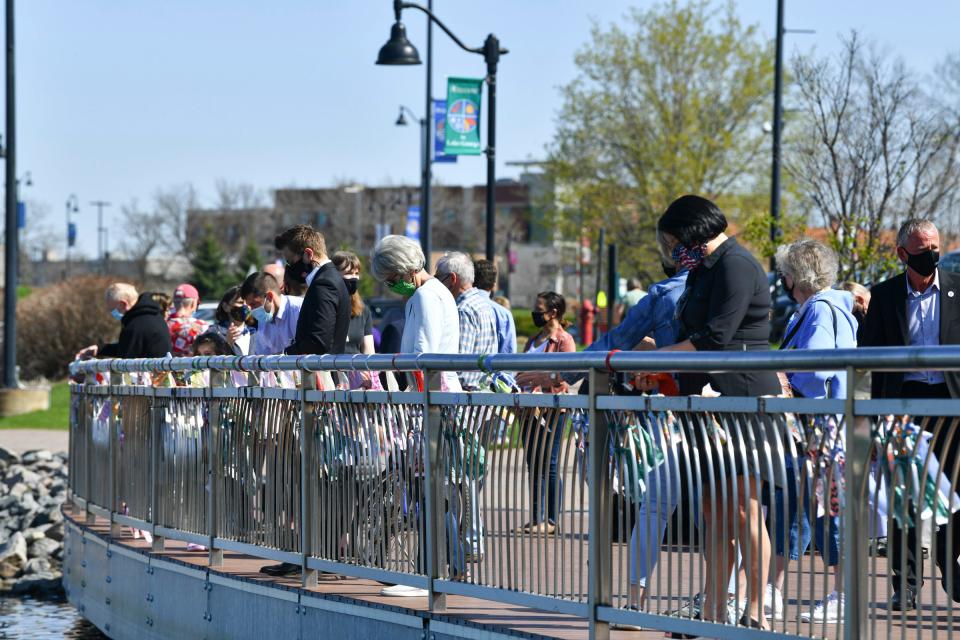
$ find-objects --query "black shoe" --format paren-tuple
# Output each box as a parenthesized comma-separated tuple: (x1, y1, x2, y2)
(939, 569, 960, 603)
(259, 561, 301, 577)
(891, 588, 917, 612)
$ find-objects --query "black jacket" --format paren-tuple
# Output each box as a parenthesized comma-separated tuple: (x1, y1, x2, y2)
(99, 293, 172, 359)
(859, 269, 960, 398)
(285, 261, 351, 355)
(677, 237, 780, 397)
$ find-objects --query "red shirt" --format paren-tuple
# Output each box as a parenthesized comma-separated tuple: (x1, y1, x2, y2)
(167, 314, 210, 357)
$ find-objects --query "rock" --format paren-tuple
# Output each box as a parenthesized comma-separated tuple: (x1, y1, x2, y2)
(23, 557, 51, 575)
(8, 482, 31, 499)
(30, 507, 63, 527)
(43, 522, 64, 543)
(0, 446, 19, 466)
(19, 492, 38, 514)
(28, 538, 59, 559)
(8, 571, 63, 597)
(21, 450, 53, 464)
(0, 532, 27, 579)
(22, 527, 46, 543)
(4, 467, 41, 488)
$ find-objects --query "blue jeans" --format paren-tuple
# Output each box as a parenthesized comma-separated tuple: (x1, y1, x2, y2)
(772, 462, 839, 566)
(525, 417, 564, 524)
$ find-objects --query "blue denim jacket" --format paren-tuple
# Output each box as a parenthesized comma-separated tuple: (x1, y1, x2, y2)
(586, 271, 688, 353)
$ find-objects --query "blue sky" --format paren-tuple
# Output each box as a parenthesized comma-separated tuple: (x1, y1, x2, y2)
(10, 0, 960, 256)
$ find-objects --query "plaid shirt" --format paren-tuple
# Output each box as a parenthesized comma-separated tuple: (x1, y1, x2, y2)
(456, 287, 499, 389)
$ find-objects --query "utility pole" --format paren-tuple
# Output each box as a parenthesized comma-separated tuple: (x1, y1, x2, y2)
(3, 0, 16, 388)
(90, 200, 111, 274)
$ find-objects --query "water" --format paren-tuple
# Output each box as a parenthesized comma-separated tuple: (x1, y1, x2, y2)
(0, 596, 105, 639)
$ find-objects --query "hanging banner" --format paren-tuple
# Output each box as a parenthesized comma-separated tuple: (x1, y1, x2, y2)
(444, 77, 483, 155)
(16, 201, 24, 229)
(433, 99, 457, 164)
(405, 206, 421, 240)
(67, 222, 77, 248)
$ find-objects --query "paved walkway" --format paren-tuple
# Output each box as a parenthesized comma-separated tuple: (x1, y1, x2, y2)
(0, 428, 68, 453)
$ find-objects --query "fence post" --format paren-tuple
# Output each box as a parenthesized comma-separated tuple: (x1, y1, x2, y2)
(301, 371, 318, 587)
(83, 383, 95, 525)
(207, 370, 225, 567)
(108, 371, 122, 538)
(423, 368, 447, 612)
(587, 368, 611, 640)
(149, 388, 165, 553)
(843, 366, 868, 639)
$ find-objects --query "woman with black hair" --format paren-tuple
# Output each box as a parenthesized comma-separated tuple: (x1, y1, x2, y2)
(655, 194, 779, 634)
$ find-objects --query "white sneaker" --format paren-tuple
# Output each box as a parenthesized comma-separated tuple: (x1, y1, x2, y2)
(380, 584, 430, 597)
(725, 595, 747, 625)
(610, 606, 644, 631)
(764, 584, 784, 620)
(801, 591, 844, 623)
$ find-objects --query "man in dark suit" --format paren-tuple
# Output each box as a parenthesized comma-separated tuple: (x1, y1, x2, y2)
(860, 218, 960, 610)
(260, 224, 350, 578)
(275, 225, 350, 357)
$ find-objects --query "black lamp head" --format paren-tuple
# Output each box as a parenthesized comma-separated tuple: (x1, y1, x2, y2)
(376, 22, 421, 65)
(396, 110, 408, 126)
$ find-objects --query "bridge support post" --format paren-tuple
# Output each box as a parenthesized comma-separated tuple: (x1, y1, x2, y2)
(423, 368, 447, 612)
(108, 371, 122, 539)
(843, 366, 868, 640)
(149, 395, 165, 553)
(587, 368, 611, 640)
(301, 371, 318, 588)
(207, 370, 225, 567)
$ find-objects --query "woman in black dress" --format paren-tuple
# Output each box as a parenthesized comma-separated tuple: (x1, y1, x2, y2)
(656, 195, 779, 633)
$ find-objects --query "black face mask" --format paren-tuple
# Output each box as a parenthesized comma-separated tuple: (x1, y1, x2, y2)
(783, 277, 797, 303)
(661, 261, 677, 279)
(286, 256, 314, 284)
(852, 307, 866, 325)
(531, 311, 547, 328)
(905, 249, 939, 277)
(343, 278, 359, 296)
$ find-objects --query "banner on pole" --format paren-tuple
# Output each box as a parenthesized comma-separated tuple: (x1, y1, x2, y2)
(16, 201, 24, 229)
(405, 206, 421, 240)
(443, 77, 483, 155)
(433, 99, 457, 164)
(67, 222, 77, 248)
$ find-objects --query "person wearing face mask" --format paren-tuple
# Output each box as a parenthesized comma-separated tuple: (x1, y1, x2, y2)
(75, 283, 172, 361)
(860, 218, 960, 611)
(655, 195, 780, 635)
(273, 224, 350, 358)
(239, 271, 303, 356)
(370, 234, 460, 598)
(331, 251, 375, 357)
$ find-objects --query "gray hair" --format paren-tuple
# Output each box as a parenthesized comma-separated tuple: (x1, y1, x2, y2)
(371, 235, 425, 281)
(774, 239, 839, 296)
(105, 282, 138, 304)
(896, 218, 938, 248)
(839, 281, 868, 299)
(435, 251, 475, 285)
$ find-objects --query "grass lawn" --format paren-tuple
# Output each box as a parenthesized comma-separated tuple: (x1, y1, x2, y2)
(0, 381, 70, 430)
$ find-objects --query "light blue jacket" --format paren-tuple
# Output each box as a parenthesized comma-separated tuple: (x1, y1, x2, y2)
(587, 271, 688, 353)
(782, 288, 858, 399)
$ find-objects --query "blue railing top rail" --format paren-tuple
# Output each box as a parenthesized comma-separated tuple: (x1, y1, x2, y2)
(67, 345, 960, 376)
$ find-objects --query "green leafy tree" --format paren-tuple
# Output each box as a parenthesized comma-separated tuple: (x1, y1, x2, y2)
(190, 226, 234, 299)
(235, 239, 263, 282)
(546, 0, 774, 280)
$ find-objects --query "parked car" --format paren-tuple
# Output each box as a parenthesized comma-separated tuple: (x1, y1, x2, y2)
(195, 302, 219, 323)
(366, 296, 406, 333)
(940, 250, 960, 274)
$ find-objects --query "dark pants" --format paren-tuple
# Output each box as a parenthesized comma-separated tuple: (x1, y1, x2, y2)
(891, 381, 960, 598)
(525, 417, 564, 525)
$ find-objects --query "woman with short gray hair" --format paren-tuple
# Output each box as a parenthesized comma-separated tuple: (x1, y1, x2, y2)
(770, 238, 858, 623)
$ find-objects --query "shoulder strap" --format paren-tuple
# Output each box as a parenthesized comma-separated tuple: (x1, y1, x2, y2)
(779, 298, 841, 350)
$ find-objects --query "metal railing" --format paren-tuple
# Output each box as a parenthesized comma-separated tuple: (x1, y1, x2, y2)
(67, 348, 960, 640)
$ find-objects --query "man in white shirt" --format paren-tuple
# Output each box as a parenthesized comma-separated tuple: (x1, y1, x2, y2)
(240, 272, 303, 355)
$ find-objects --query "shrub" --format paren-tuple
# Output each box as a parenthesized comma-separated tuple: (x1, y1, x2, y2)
(15, 276, 123, 381)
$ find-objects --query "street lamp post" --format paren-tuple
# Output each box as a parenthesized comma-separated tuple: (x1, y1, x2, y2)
(376, 0, 507, 263)
(65, 194, 79, 277)
(395, 105, 427, 255)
